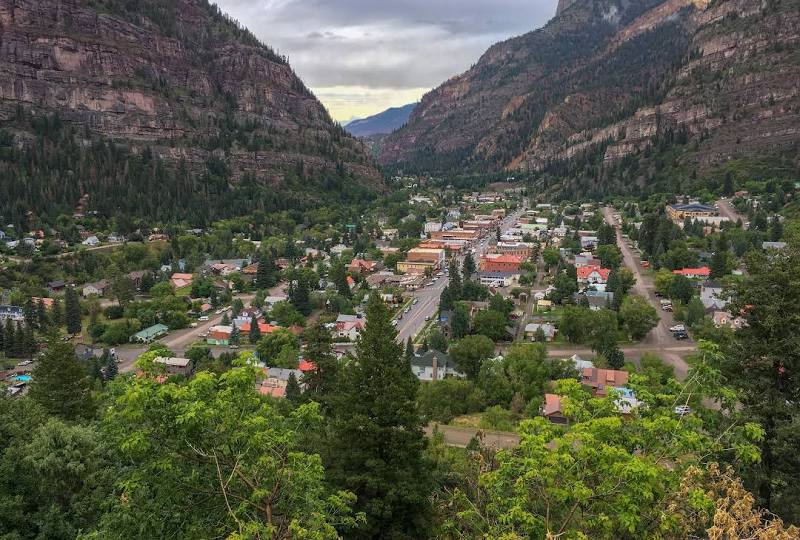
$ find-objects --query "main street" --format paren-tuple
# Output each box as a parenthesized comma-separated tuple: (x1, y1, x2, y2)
(602, 207, 694, 378)
(395, 207, 527, 344)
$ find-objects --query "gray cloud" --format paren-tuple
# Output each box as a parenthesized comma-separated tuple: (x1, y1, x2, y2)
(214, 0, 558, 118)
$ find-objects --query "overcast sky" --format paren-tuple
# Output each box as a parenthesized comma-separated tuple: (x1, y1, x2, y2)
(215, 0, 558, 122)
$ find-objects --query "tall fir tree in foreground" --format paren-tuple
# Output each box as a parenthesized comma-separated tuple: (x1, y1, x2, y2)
(64, 286, 82, 335)
(29, 341, 94, 420)
(327, 293, 431, 538)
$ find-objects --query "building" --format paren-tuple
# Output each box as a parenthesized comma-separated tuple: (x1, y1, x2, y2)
(542, 394, 567, 424)
(525, 323, 557, 341)
(581, 368, 629, 397)
(153, 356, 193, 377)
(82, 235, 100, 246)
(580, 236, 599, 250)
(131, 324, 169, 344)
(480, 253, 524, 273)
(424, 221, 443, 234)
(82, 279, 110, 298)
(259, 367, 304, 398)
(406, 248, 445, 266)
(673, 266, 711, 279)
(576, 265, 611, 285)
(397, 260, 436, 275)
(348, 259, 381, 275)
(206, 326, 232, 346)
(430, 229, 479, 242)
(0, 305, 24, 322)
(575, 290, 614, 310)
(496, 242, 533, 258)
(700, 281, 728, 310)
(170, 273, 194, 289)
(410, 350, 465, 381)
(478, 271, 518, 288)
(381, 228, 399, 241)
(667, 203, 718, 221)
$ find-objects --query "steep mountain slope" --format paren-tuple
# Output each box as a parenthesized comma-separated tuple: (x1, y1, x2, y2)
(380, 0, 800, 189)
(345, 103, 416, 137)
(0, 0, 380, 224)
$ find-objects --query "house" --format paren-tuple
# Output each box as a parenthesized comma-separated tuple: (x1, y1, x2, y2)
(0, 305, 24, 322)
(613, 387, 643, 414)
(542, 394, 568, 424)
(82, 235, 100, 247)
(762, 241, 787, 250)
(569, 354, 594, 371)
(525, 323, 557, 341)
(480, 254, 524, 273)
(424, 222, 443, 234)
(407, 248, 445, 266)
(536, 299, 553, 311)
(82, 279, 110, 298)
(206, 326, 233, 346)
(478, 271, 519, 288)
(239, 321, 281, 335)
(673, 267, 710, 279)
(47, 280, 66, 293)
(574, 254, 601, 268)
(31, 297, 54, 310)
(700, 281, 728, 310)
(410, 350, 465, 381)
(170, 273, 194, 289)
(496, 242, 533, 258)
(127, 270, 149, 289)
(576, 265, 611, 285)
(381, 228, 399, 241)
(581, 368, 629, 397)
(397, 260, 436, 275)
(258, 367, 304, 398)
(330, 244, 349, 256)
(579, 236, 599, 250)
(348, 259, 381, 275)
(153, 356, 193, 377)
(131, 324, 169, 344)
(575, 290, 614, 310)
(667, 203, 718, 221)
(336, 319, 367, 341)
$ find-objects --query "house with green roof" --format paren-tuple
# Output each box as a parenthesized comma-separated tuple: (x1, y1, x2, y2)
(131, 323, 169, 343)
(410, 350, 465, 382)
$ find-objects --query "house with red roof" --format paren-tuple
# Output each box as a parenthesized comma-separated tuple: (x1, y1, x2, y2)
(239, 321, 281, 334)
(298, 359, 317, 372)
(576, 265, 611, 285)
(347, 259, 381, 275)
(672, 266, 710, 279)
(542, 394, 567, 424)
(170, 273, 194, 289)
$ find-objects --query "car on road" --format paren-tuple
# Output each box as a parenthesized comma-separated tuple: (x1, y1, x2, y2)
(404, 307, 411, 314)
(413, 298, 419, 304)
(673, 331, 689, 340)
(670, 324, 686, 333)
(199, 316, 210, 321)
(391, 320, 398, 326)
(424, 315, 431, 321)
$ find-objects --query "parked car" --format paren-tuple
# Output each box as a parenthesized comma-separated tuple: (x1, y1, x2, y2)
(670, 324, 686, 333)
(404, 307, 411, 314)
(391, 320, 398, 326)
(413, 298, 419, 305)
(199, 316, 210, 321)
(673, 331, 689, 340)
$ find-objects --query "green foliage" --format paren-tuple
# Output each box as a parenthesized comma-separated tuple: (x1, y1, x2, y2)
(449, 335, 496, 380)
(472, 309, 508, 342)
(64, 286, 82, 335)
(417, 379, 485, 424)
(619, 294, 659, 340)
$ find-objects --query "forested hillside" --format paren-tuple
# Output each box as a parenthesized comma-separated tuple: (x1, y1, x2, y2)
(0, 0, 380, 226)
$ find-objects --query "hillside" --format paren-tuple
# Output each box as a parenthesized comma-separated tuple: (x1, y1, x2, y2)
(0, 0, 380, 225)
(380, 0, 800, 194)
(345, 103, 416, 137)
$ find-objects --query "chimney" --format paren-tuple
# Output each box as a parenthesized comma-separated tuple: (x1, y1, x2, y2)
(432, 355, 439, 381)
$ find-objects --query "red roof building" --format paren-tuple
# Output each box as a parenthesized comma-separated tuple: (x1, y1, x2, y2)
(576, 265, 611, 284)
(298, 360, 317, 372)
(240, 321, 281, 334)
(672, 266, 711, 278)
(480, 254, 524, 273)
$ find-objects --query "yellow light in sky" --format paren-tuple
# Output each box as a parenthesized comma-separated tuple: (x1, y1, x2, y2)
(313, 86, 429, 123)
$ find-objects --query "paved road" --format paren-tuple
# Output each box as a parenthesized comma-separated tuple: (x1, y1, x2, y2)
(602, 207, 694, 379)
(395, 208, 526, 344)
(717, 197, 747, 228)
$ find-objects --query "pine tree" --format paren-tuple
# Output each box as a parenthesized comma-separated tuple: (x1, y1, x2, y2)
(104, 351, 118, 381)
(462, 252, 476, 280)
(221, 313, 230, 325)
(230, 324, 240, 346)
(327, 293, 431, 537)
(64, 286, 82, 335)
(448, 259, 462, 299)
(405, 337, 415, 360)
(331, 261, 352, 299)
(22, 324, 36, 358)
(301, 323, 338, 409)
(23, 298, 35, 327)
(51, 297, 64, 328)
(28, 341, 94, 420)
(36, 298, 47, 329)
(3, 318, 14, 356)
(248, 315, 261, 344)
(256, 252, 278, 289)
(710, 234, 730, 279)
(285, 372, 301, 404)
(290, 279, 311, 316)
(12, 322, 25, 358)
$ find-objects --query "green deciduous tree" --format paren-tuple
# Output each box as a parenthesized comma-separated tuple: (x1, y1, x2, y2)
(449, 335, 495, 380)
(327, 294, 432, 538)
(619, 294, 659, 340)
(94, 367, 361, 538)
(472, 309, 508, 342)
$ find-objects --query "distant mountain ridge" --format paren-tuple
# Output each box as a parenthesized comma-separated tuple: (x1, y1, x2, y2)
(345, 103, 416, 137)
(380, 0, 800, 193)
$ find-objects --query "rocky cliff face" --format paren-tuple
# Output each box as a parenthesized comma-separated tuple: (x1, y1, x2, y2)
(0, 0, 379, 213)
(380, 0, 800, 183)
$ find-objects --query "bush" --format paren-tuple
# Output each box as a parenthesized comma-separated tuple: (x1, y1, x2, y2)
(417, 379, 484, 423)
(479, 406, 517, 432)
(104, 305, 124, 320)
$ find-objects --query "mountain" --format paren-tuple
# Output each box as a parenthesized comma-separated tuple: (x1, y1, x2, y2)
(344, 103, 416, 137)
(380, 0, 800, 195)
(0, 0, 380, 225)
